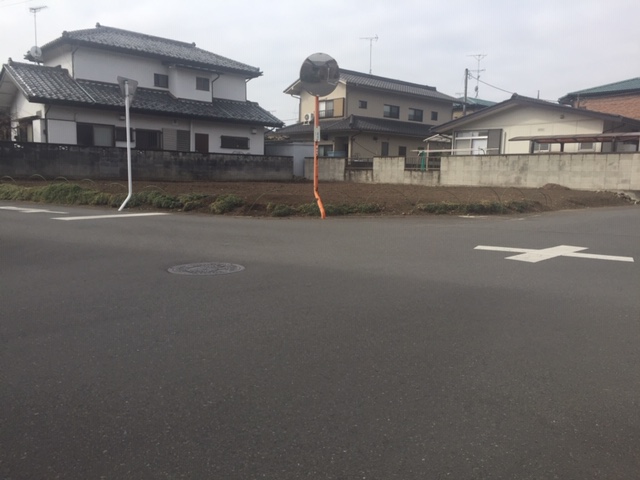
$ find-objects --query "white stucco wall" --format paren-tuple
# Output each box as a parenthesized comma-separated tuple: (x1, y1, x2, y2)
(453, 106, 606, 154)
(265, 142, 313, 177)
(55, 47, 247, 102)
(43, 106, 265, 154)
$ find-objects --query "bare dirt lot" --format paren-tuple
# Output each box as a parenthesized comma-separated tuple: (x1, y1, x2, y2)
(7, 179, 638, 216)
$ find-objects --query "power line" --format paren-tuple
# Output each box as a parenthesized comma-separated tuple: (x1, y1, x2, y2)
(0, 0, 34, 8)
(467, 73, 514, 95)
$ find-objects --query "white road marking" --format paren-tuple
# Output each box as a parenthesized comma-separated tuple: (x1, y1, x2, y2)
(0, 206, 68, 214)
(52, 213, 170, 221)
(475, 244, 634, 263)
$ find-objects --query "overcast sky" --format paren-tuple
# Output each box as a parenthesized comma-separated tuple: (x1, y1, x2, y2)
(1, 0, 638, 125)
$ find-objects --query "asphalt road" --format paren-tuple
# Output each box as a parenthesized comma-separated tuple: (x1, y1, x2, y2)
(1, 203, 639, 479)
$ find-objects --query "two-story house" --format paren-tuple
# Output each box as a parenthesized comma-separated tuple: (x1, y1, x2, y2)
(0, 24, 282, 154)
(274, 69, 456, 160)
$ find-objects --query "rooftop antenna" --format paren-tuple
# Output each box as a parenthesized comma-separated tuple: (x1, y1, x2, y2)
(467, 53, 486, 98)
(360, 35, 378, 74)
(29, 5, 48, 47)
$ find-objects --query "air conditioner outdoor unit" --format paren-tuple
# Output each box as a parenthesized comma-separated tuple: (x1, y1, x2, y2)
(303, 113, 314, 125)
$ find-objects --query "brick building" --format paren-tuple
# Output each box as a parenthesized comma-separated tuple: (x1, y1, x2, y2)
(559, 78, 640, 120)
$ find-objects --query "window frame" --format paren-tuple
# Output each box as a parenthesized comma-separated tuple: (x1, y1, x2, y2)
(220, 135, 250, 150)
(135, 129, 163, 150)
(319, 100, 335, 118)
(115, 127, 135, 143)
(431, 111, 439, 121)
(76, 123, 114, 147)
(154, 73, 169, 88)
(196, 77, 210, 91)
(359, 100, 368, 109)
(383, 104, 400, 119)
(408, 108, 423, 122)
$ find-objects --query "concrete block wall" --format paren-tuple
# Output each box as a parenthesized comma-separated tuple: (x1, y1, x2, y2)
(0, 142, 293, 182)
(303, 157, 345, 181)
(440, 153, 640, 190)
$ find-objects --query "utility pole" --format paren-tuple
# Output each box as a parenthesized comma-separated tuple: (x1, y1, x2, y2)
(360, 35, 378, 74)
(463, 68, 469, 116)
(467, 53, 486, 98)
(29, 6, 48, 46)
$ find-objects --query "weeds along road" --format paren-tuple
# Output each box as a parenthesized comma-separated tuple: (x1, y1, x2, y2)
(1, 203, 639, 479)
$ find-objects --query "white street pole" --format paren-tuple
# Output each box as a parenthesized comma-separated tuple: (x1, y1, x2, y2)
(118, 80, 133, 211)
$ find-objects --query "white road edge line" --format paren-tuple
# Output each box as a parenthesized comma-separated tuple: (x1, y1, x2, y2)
(52, 213, 170, 221)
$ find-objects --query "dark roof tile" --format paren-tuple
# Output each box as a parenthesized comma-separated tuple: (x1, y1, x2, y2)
(286, 69, 455, 102)
(276, 115, 433, 137)
(42, 24, 261, 77)
(2, 61, 282, 126)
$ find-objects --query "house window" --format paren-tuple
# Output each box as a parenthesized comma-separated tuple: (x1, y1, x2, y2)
(381, 141, 389, 156)
(453, 130, 489, 155)
(176, 130, 190, 151)
(383, 104, 400, 119)
(359, 100, 368, 109)
(431, 111, 439, 121)
(136, 129, 162, 150)
(579, 142, 595, 151)
(154, 73, 169, 88)
(76, 123, 114, 147)
(398, 146, 407, 156)
(221, 135, 249, 150)
(115, 127, 134, 142)
(533, 142, 550, 153)
(318, 145, 334, 156)
(196, 77, 210, 91)
(408, 108, 423, 122)
(319, 100, 334, 118)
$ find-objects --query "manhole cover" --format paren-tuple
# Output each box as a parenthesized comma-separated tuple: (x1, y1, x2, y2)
(168, 262, 245, 276)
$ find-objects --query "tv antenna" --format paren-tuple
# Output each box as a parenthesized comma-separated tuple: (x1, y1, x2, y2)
(360, 35, 378, 74)
(29, 5, 48, 47)
(467, 53, 486, 98)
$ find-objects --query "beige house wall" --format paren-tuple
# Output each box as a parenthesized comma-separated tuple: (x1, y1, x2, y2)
(451, 106, 607, 154)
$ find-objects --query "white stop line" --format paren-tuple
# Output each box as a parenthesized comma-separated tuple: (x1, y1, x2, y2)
(475, 245, 634, 263)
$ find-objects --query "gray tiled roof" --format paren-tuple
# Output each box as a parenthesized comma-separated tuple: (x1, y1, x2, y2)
(339, 69, 456, 102)
(286, 69, 455, 102)
(2, 61, 282, 127)
(432, 94, 640, 134)
(275, 115, 433, 138)
(42, 24, 261, 77)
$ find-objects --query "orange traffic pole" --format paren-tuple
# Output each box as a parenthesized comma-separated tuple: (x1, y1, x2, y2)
(313, 95, 326, 219)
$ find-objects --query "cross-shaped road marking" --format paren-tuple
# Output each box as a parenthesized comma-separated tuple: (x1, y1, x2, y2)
(475, 245, 634, 263)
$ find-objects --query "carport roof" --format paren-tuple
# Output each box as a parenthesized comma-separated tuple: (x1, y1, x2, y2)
(509, 132, 640, 144)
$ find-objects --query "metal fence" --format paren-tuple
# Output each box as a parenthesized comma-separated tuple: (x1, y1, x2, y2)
(404, 155, 441, 171)
(345, 157, 374, 169)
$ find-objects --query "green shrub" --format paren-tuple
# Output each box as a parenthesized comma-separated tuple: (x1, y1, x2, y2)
(268, 204, 296, 217)
(179, 194, 211, 212)
(209, 194, 244, 214)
